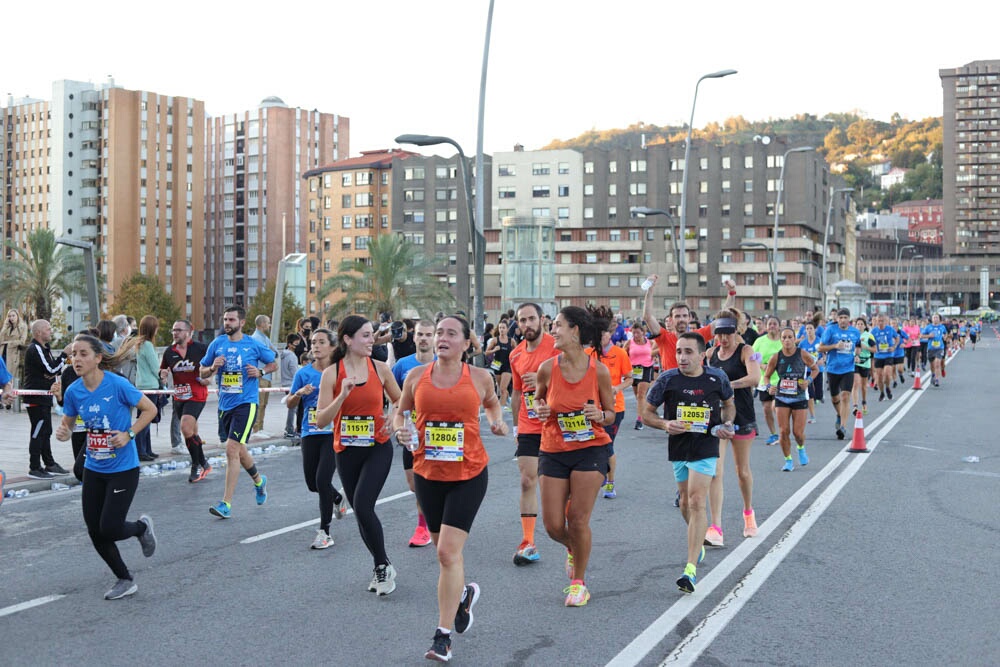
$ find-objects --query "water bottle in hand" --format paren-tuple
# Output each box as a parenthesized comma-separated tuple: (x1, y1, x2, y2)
(402, 410, 420, 452)
(641, 277, 654, 292)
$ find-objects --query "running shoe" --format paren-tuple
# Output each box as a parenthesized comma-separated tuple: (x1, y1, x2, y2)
(563, 581, 590, 607)
(311, 529, 334, 550)
(836, 427, 846, 440)
(743, 510, 758, 538)
(852, 404, 859, 416)
(933, 378, 940, 387)
(634, 420, 643, 430)
(409, 524, 432, 548)
(862, 402, 868, 415)
(766, 434, 779, 446)
(603, 482, 617, 499)
(28, 469, 54, 480)
(367, 571, 378, 593)
(782, 459, 794, 472)
(835, 415, 842, 430)
(565, 551, 575, 580)
(425, 629, 452, 662)
(674, 490, 681, 508)
(807, 417, 816, 424)
(197, 465, 212, 482)
(374, 563, 397, 596)
(878, 392, 885, 402)
(104, 578, 138, 601)
(188, 465, 202, 483)
(209, 501, 232, 519)
(138, 515, 156, 557)
(513, 541, 540, 566)
(892, 380, 897, 388)
(254, 474, 267, 505)
(333, 491, 346, 519)
(676, 572, 697, 594)
(886, 387, 893, 400)
(797, 447, 809, 467)
(454, 582, 480, 634)
(704, 525, 724, 547)
(45, 463, 69, 475)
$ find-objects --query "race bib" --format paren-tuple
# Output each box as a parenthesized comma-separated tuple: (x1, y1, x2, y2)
(877, 343, 889, 353)
(174, 383, 192, 401)
(632, 365, 644, 380)
(307, 407, 318, 427)
(779, 378, 799, 395)
(677, 405, 710, 433)
(490, 358, 502, 371)
(86, 428, 115, 460)
(340, 415, 375, 447)
(838, 339, 853, 352)
(557, 410, 595, 442)
(220, 371, 243, 394)
(523, 391, 538, 419)
(931, 340, 942, 348)
(424, 421, 464, 462)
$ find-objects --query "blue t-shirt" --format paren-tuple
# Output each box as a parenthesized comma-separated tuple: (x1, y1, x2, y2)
(290, 364, 331, 437)
(820, 325, 861, 375)
(0, 356, 11, 387)
(63, 371, 144, 473)
(922, 324, 948, 350)
(870, 326, 897, 359)
(201, 334, 277, 412)
(893, 327, 908, 356)
(798, 337, 823, 371)
(391, 353, 434, 388)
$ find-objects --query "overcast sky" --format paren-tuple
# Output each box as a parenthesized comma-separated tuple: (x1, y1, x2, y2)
(6, 0, 998, 157)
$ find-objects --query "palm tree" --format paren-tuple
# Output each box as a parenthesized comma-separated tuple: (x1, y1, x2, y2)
(0, 229, 87, 321)
(318, 233, 457, 319)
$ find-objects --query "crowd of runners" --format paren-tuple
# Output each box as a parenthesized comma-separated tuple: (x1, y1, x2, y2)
(3, 281, 987, 663)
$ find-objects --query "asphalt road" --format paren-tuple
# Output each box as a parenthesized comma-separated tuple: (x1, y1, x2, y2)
(2, 336, 997, 666)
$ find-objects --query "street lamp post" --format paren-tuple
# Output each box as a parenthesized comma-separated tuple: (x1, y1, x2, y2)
(906, 253, 923, 317)
(679, 68, 737, 302)
(740, 241, 775, 314)
(893, 244, 915, 314)
(799, 259, 821, 310)
(55, 237, 100, 328)
(396, 134, 484, 336)
(630, 207, 681, 299)
(270, 252, 306, 385)
(835, 288, 842, 310)
(822, 187, 853, 309)
(771, 146, 814, 317)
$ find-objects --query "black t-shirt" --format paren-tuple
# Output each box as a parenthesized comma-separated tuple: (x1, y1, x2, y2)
(391, 337, 416, 361)
(742, 328, 760, 347)
(708, 343, 755, 429)
(371, 344, 389, 363)
(644, 366, 733, 462)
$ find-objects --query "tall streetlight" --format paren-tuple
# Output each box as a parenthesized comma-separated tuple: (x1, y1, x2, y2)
(799, 259, 821, 310)
(771, 146, 814, 317)
(740, 241, 776, 314)
(906, 253, 923, 316)
(55, 237, 100, 328)
(679, 68, 737, 302)
(893, 244, 915, 314)
(270, 251, 306, 349)
(822, 187, 853, 308)
(630, 207, 681, 298)
(395, 134, 484, 335)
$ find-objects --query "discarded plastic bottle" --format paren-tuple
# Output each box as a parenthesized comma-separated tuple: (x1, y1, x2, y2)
(51, 482, 70, 491)
(401, 410, 420, 452)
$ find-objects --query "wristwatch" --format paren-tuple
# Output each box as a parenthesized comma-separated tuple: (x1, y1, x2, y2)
(127, 429, 136, 440)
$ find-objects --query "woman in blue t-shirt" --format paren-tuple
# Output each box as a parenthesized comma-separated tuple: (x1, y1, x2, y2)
(286, 328, 346, 549)
(54, 334, 159, 601)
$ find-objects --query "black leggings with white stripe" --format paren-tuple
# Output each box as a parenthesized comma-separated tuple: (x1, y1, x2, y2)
(336, 441, 393, 567)
(82, 467, 143, 581)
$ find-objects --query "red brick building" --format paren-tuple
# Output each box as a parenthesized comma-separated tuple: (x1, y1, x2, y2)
(894, 199, 943, 245)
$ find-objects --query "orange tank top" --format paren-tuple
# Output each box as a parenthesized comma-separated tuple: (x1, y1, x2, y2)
(541, 355, 612, 453)
(332, 358, 387, 453)
(413, 362, 487, 481)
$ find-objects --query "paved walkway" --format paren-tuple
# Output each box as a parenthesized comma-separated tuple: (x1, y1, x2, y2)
(1, 391, 294, 495)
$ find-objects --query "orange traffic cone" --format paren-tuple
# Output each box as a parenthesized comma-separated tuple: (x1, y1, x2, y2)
(912, 368, 923, 390)
(846, 411, 869, 454)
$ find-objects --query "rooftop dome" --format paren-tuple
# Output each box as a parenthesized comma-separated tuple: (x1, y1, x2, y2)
(259, 96, 287, 108)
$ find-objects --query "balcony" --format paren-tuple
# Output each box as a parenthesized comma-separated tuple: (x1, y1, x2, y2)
(78, 224, 99, 240)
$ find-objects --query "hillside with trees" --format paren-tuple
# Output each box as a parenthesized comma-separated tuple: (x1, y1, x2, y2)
(543, 112, 943, 211)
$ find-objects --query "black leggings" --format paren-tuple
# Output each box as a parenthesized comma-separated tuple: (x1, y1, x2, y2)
(810, 373, 824, 402)
(336, 441, 393, 566)
(301, 434, 343, 532)
(72, 432, 86, 481)
(82, 467, 143, 581)
(905, 346, 920, 372)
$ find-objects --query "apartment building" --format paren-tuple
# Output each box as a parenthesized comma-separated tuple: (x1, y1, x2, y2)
(894, 198, 943, 245)
(204, 97, 347, 326)
(2, 79, 206, 329)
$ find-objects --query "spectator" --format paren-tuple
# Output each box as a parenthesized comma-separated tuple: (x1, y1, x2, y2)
(96, 320, 117, 354)
(280, 333, 301, 439)
(133, 316, 161, 461)
(250, 314, 277, 437)
(0, 309, 28, 407)
(111, 314, 131, 350)
(23, 319, 70, 479)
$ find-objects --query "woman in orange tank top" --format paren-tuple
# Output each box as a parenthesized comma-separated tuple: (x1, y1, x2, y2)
(316, 315, 401, 596)
(534, 306, 615, 608)
(394, 315, 507, 662)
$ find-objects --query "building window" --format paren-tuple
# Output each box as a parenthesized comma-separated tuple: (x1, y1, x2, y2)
(498, 186, 516, 199)
(700, 157, 708, 170)
(586, 230, 597, 242)
(608, 207, 617, 221)
(629, 182, 647, 195)
(403, 189, 424, 202)
(628, 229, 640, 241)
(356, 192, 373, 206)
(584, 276, 596, 287)
(586, 253, 598, 264)
(722, 156, 731, 169)
(744, 203, 753, 216)
(532, 163, 551, 175)
(342, 173, 352, 187)
(609, 161, 617, 173)
(609, 253, 621, 264)
(341, 194, 351, 207)
(404, 167, 425, 180)
(532, 185, 551, 197)
(609, 183, 617, 196)
(403, 211, 425, 224)
(584, 184, 594, 196)
(744, 156, 753, 169)
(498, 164, 516, 176)
(744, 179, 753, 193)
(699, 181, 708, 194)
(342, 215, 352, 228)
(558, 162, 570, 174)
(531, 208, 551, 218)
(584, 207, 594, 219)
(498, 208, 515, 219)
(356, 172, 372, 185)
(558, 207, 569, 220)
(584, 161, 594, 174)
(630, 160, 647, 172)
(356, 236, 370, 250)
(559, 275, 571, 287)
(558, 185, 570, 197)
(610, 229, 621, 241)
(609, 276, 621, 287)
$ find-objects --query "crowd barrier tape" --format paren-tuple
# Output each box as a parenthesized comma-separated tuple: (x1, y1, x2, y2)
(15, 387, 291, 397)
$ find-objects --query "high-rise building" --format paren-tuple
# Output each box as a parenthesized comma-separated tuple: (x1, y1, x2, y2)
(2, 79, 206, 330)
(204, 97, 347, 327)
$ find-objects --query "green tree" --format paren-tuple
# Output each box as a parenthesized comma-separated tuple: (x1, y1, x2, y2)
(107, 273, 183, 346)
(318, 233, 457, 320)
(245, 279, 305, 342)
(0, 228, 87, 321)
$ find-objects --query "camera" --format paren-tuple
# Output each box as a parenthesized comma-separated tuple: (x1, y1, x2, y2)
(391, 321, 405, 341)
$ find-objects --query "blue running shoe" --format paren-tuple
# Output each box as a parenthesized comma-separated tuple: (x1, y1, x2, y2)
(797, 447, 809, 467)
(781, 459, 794, 472)
(677, 572, 697, 594)
(766, 434, 779, 446)
(255, 475, 267, 505)
(210, 501, 232, 519)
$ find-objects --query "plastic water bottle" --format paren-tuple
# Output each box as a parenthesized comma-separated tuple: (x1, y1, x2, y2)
(401, 410, 420, 452)
(641, 277, 654, 292)
(51, 482, 70, 491)
(16, 489, 30, 498)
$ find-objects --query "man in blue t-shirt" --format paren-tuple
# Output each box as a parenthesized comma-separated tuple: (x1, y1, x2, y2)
(869, 313, 898, 402)
(920, 314, 950, 387)
(200, 305, 277, 519)
(389, 319, 436, 548)
(817, 308, 861, 440)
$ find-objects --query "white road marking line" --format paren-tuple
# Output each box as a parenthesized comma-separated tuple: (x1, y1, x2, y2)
(0, 594, 65, 618)
(240, 490, 414, 544)
(605, 386, 922, 667)
(659, 382, 923, 665)
(946, 470, 1000, 479)
(902, 444, 938, 451)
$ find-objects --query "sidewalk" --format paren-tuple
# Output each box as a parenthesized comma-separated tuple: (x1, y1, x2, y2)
(0, 392, 295, 496)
